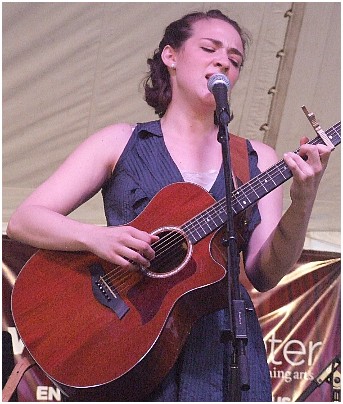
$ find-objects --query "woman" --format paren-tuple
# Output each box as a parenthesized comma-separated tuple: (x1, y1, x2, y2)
(7, 9, 332, 401)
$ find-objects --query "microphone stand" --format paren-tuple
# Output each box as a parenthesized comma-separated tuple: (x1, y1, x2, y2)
(216, 107, 250, 401)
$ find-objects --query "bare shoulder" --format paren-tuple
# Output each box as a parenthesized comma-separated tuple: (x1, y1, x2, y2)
(84, 123, 135, 164)
(250, 139, 279, 171)
(89, 122, 134, 150)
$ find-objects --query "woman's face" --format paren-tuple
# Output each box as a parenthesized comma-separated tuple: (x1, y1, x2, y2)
(169, 18, 244, 111)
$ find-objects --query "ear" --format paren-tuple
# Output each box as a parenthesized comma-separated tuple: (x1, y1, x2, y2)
(161, 45, 177, 69)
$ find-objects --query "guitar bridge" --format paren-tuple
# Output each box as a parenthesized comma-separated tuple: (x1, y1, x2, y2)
(89, 263, 129, 319)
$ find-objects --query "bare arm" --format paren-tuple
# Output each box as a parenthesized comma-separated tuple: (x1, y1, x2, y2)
(7, 124, 158, 268)
(245, 138, 332, 292)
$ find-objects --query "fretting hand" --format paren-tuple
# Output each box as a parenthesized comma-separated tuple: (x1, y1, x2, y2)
(283, 137, 332, 208)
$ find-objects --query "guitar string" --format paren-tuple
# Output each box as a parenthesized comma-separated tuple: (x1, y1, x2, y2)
(100, 127, 341, 290)
(167, 125, 341, 242)
(99, 137, 329, 291)
(111, 123, 340, 272)
(103, 154, 297, 287)
(101, 127, 342, 293)
(99, 160, 292, 290)
(100, 126, 341, 289)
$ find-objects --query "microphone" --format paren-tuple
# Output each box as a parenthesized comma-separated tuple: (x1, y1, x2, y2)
(207, 73, 231, 124)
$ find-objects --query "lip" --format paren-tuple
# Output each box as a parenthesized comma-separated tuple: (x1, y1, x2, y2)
(205, 74, 216, 94)
(205, 72, 227, 82)
(205, 73, 216, 80)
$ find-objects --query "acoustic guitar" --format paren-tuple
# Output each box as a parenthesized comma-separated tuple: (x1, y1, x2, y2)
(11, 122, 341, 401)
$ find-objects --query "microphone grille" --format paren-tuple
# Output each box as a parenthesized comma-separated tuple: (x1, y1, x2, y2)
(207, 73, 231, 92)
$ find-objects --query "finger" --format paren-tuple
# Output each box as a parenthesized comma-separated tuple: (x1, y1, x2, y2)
(299, 143, 332, 172)
(299, 136, 309, 146)
(113, 255, 138, 270)
(284, 152, 313, 178)
(317, 144, 332, 166)
(298, 141, 332, 162)
(133, 239, 157, 261)
(117, 245, 152, 268)
(298, 144, 320, 166)
(126, 226, 159, 244)
(114, 226, 160, 266)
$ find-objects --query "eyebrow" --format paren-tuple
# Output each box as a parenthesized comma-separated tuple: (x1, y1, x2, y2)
(201, 37, 244, 60)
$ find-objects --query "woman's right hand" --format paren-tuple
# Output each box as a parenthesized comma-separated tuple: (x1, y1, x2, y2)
(86, 225, 159, 269)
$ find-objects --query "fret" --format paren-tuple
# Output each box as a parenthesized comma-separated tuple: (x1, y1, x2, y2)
(182, 201, 226, 243)
(259, 172, 273, 192)
(181, 121, 340, 245)
(186, 232, 198, 245)
(249, 177, 267, 199)
(235, 182, 260, 207)
(233, 188, 249, 210)
(265, 170, 277, 187)
(203, 213, 215, 232)
(256, 172, 275, 193)
(192, 217, 205, 239)
(273, 162, 292, 182)
(204, 204, 225, 230)
(247, 181, 260, 199)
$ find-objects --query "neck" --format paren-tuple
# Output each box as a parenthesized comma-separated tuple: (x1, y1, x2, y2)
(161, 101, 217, 142)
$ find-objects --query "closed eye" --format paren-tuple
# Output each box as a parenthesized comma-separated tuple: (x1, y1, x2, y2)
(230, 59, 240, 68)
(201, 47, 215, 53)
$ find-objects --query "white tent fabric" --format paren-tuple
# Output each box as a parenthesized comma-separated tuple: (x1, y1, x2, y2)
(3, 2, 341, 251)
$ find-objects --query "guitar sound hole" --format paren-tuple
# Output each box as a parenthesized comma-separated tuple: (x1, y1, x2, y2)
(142, 227, 192, 278)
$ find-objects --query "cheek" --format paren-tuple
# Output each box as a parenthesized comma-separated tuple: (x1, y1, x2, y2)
(229, 70, 240, 87)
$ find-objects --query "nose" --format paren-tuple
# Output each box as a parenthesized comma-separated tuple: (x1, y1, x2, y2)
(213, 50, 230, 73)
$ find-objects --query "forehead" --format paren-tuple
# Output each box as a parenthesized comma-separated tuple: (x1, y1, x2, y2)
(189, 18, 243, 52)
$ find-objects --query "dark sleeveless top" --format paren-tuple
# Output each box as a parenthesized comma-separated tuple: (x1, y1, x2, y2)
(102, 121, 272, 402)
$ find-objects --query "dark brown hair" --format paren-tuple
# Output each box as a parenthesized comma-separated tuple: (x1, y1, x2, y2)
(143, 9, 250, 117)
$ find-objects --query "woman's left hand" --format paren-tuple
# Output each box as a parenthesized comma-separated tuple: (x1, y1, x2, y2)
(283, 137, 332, 207)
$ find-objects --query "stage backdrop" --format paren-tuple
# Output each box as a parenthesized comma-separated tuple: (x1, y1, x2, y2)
(3, 236, 340, 402)
(3, 2, 341, 251)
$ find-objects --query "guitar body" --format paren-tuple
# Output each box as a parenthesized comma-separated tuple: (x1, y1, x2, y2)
(11, 183, 230, 401)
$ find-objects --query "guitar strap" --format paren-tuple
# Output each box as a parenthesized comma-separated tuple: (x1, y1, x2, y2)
(228, 134, 253, 255)
(229, 134, 250, 184)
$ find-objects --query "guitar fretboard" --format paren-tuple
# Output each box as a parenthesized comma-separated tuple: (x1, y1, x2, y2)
(181, 122, 341, 244)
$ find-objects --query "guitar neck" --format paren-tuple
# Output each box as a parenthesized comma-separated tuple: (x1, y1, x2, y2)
(182, 122, 341, 244)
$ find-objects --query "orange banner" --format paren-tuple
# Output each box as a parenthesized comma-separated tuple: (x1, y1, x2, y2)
(242, 250, 340, 401)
